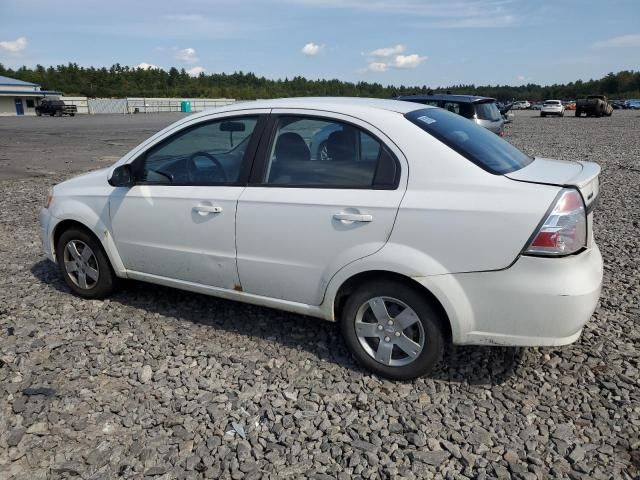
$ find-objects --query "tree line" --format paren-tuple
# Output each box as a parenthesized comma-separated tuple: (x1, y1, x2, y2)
(1, 63, 639, 101)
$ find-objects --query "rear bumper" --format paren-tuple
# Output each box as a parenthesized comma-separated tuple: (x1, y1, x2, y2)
(416, 243, 603, 346)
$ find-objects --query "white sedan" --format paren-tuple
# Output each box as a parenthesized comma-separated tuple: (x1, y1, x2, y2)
(541, 100, 565, 117)
(40, 98, 603, 379)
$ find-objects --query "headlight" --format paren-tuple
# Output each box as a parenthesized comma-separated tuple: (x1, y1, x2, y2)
(45, 188, 54, 209)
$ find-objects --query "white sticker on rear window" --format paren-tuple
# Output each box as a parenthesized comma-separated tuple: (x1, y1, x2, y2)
(416, 115, 436, 125)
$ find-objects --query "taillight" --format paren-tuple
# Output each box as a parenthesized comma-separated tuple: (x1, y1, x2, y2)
(525, 188, 587, 256)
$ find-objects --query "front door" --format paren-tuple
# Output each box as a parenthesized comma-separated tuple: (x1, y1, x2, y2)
(236, 111, 407, 305)
(110, 114, 266, 289)
(14, 99, 24, 115)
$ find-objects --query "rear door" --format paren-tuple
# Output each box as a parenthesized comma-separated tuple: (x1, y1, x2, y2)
(235, 110, 407, 305)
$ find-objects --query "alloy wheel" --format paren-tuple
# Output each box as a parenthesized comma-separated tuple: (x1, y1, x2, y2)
(63, 240, 99, 289)
(354, 296, 425, 367)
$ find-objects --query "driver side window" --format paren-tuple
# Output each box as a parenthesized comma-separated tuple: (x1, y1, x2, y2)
(137, 117, 258, 186)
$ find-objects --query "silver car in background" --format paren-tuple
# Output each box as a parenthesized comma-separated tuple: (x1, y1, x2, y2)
(397, 94, 505, 135)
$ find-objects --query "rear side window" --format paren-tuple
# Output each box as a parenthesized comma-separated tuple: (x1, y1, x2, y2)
(475, 102, 501, 121)
(405, 108, 532, 174)
(261, 116, 398, 188)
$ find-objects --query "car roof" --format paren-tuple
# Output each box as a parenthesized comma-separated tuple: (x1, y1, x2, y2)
(396, 94, 495, 104)
(185, 97, 433, 122)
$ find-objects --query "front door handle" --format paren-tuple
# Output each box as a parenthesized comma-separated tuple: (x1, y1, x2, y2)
(333, 212, 373, 223)
(193, 205, 223, 215)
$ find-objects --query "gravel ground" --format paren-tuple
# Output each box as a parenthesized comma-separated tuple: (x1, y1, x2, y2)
(1, 111, 638, 479)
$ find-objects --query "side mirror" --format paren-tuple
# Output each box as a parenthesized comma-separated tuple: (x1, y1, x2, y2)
(108, 164, 134, 187)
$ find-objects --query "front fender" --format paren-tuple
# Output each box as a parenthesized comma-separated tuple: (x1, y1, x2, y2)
(48, 199, 127, 277)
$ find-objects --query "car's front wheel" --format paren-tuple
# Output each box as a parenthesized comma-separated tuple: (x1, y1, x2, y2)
(341, 281, 445, 380)
(56, 227, 117, 299)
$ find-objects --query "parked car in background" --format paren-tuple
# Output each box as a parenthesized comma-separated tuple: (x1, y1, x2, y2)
(627, 99, 640, 109)
(565, 102, 577, 111)
(531, 103, 543, 111)
(611, 100, 626, 109)
(396, 94, 505, 135)
(575, 95, 613, 117)
(512, 101, 531, 110)
(40, 97, 603, 380)
(35, 99, 77, 117)
(541, 100, 565, 117)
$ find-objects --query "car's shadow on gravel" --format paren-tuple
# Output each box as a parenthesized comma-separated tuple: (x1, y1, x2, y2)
(31, 259, 526, 386)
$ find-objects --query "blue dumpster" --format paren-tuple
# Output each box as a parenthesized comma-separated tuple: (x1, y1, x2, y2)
(181, 100, 191, 113)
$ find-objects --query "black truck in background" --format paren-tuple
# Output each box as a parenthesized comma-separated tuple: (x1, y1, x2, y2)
(35, 99, 77, 117)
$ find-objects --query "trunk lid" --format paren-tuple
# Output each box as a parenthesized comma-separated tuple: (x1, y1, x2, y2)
(506, 157, 600, 211)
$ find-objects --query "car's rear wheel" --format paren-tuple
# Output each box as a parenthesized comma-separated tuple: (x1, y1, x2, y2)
(55, 110, 62, 117)
(341, 281, 445, 380)
(540, 113, 545, 117)
(55, 227, 116, 299)
(575, 109, 581, 117)
(36, 111, 42, 117)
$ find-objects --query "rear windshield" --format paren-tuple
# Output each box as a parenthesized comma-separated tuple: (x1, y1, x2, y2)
(474, 102, 501, 121)
(544, 101, 560, 105)
(405, 108, 532, 174)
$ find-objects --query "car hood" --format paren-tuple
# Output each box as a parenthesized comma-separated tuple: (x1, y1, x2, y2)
(506, 157, 600, 209)
(54, 168, 109, 191)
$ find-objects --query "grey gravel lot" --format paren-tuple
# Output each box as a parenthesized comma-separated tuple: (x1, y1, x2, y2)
(1, 110, 639, 479)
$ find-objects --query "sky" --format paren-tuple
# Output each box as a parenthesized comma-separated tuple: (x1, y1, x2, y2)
(0, 0, 639, 87)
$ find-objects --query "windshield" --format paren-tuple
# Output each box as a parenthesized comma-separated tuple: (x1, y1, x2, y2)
(544, 101, 560, 105)
(474, 102, 501, 121)
(405, 108, 532, 174)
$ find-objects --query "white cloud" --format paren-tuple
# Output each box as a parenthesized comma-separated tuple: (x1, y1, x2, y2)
(369, 45, 405, 58)
(593, 33, 640, 48)
(0, 36, 27, 54)
(365, 45, 427, 72)
(186, 66, 206, 77)
(516, 75, 526, 81)
(301, 42, 322, 56)
(367, 62, 388, 72)
(174, 47, 199, 64)
(392, 54, 427, 69)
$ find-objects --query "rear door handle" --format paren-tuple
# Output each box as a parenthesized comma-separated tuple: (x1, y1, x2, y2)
(333, 212, 373, 223)
(193, 205, 223, 215)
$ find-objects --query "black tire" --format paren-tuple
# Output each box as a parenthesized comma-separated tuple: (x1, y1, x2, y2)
(340, 280, 445, 380)
(70, 113, 75, 117)
(50, 113, 55, 117)
(575, 109, 581, 117)
(55, 110, 62, 117)
(36, 110, 42, 117)
(540, 113, 545, 117)
(55, 227, 117, 299)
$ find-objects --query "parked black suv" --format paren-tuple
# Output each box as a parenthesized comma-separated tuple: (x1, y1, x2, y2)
(396, 94, 504, 135)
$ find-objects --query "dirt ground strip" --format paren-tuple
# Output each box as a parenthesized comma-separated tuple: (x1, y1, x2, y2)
(0, 110, 638, 479)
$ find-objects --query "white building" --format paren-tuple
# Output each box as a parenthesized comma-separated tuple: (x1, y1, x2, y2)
(0, 75, 61, 116)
